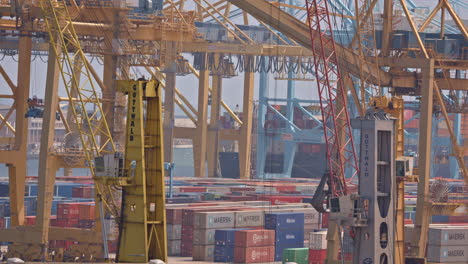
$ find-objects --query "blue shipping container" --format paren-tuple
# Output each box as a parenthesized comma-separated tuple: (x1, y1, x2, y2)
(432, 215, 449, 223)
(265, 213, 304, 230)
(214, 245, 235, 262)
(275, 228, 304, 246)
(215, 229, 249, 247)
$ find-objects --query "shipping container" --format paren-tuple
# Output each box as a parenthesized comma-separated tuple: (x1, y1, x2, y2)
(168, 240, 181, 256)
(427, 245, 468, 262)
(234, 229, 275, 247)
(265, 212, 305, 230)
(192, 245, 215, 261)
(215, 229, 245, 247)
(428, 226, 468, 246)
(214, 245, 235, 262)
(234, 246, 275, 263)
(309, 231, 327, 250)
(194, 228, 216, 245)
(235, 211, 264, 228)
(283, 248, 309, 264)
(309, 249, 327, 263)
(167, 224, 182, 240)
(194, 212, 236, 229)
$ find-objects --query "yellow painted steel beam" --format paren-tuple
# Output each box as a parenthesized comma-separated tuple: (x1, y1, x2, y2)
(0, 103, 16, 134)
(115, 80, 167, 263)
(444, 0, 468, 40)
(188, 63, 243, 125)
(0, 65, 16, 96)
(193, 54, 209, 178)
(418, 1, 443, 33)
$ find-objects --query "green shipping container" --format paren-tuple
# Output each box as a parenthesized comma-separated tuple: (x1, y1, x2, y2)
(283, 248, 309, 264)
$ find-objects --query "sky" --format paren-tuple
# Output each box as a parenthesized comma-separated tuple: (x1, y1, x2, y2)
(0, 0, 466, 117)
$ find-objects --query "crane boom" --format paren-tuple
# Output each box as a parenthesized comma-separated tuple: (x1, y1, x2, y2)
(304, 0, 359, 198)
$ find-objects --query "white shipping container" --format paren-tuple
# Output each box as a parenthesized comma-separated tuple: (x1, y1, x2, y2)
(429, 226, 468, 246)
(168, 240, 181, 256)
(427, 245, 468, 263)
(235, 211, 264, 228)
(167, 224, 182, 240)
(193, 228, 216, 245)
(309, 231, 327, 250)
(193, 245, 215, 261)
(194, 212, 235, 229)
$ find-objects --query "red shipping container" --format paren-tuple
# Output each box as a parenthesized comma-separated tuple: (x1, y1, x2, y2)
(275, 186, 296, 193)
(180, 240, 193, 257)
(449, 216, 468, 223)
(257, 196, 304, 205)
(181, 225, 194, 240)
(57, 203, 81, 219)
(78, 203, 95, 220)
(321, 213, 329, 228)
(0, 217, 4, 229)
(166, 208, 184, 225)
(25, 216, 36, 226)
(230, 187, 256, 192)
(234, 229, 275, 247)
(234, 246, 275, 263)
(179, 187, 207, 193)
(404, 219, 413, 225)
(309, 249, 327, 262)
(72, 186, 94, 198)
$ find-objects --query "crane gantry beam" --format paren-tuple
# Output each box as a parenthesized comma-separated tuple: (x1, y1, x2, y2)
(225, 0, 392, 87)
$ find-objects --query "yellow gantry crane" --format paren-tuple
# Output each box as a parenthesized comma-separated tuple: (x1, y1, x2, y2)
(39, 0, 167, 262)
(113, 79, 168, 263)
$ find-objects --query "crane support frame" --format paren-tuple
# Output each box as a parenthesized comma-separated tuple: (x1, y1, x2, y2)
(115, 80, 168, 263)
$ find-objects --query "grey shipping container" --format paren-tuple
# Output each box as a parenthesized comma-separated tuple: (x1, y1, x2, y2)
(193, 212, 235, 229)
(193, 228, 216, 245)
(427, 245, 468, 263)
(167, 224, 182, 240)
(192, 245, 215, 261)
(428, 227, 468, 246)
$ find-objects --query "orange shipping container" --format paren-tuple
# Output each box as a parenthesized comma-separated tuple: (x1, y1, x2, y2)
(78, 203, 95, 220)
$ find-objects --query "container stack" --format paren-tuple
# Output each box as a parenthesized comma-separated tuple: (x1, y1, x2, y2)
(192, 211, 236, 261)
(214, 229, 239, 262)
(308, 230, 327, 264)
(265, 212, 305, 261)
(427, 226, 468, 263)
(233, 229, 276, 264)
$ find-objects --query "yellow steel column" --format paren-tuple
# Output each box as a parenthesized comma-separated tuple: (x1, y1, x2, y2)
(116, 80, 167, 262)
(207, 54, 222, 178)
(145, 84, 168, 261)
(9, 30, 32, 226)
(239, 67, 254, 179)
(412, 59, 434, 258)
(193, 53, 209, 178)
(382, 0, 393, 56)
(103, 54, 117, 145)
(163, 70, 176, 163)
(34, 39, 62, 258)
(117, 81, 148, 263)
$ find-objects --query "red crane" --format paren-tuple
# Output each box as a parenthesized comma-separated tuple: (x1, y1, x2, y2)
(305, 0, 359, 211)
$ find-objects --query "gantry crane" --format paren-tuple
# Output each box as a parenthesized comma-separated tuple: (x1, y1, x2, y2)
(22, 0, 168, 262)
(95, 79, 168, 263)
